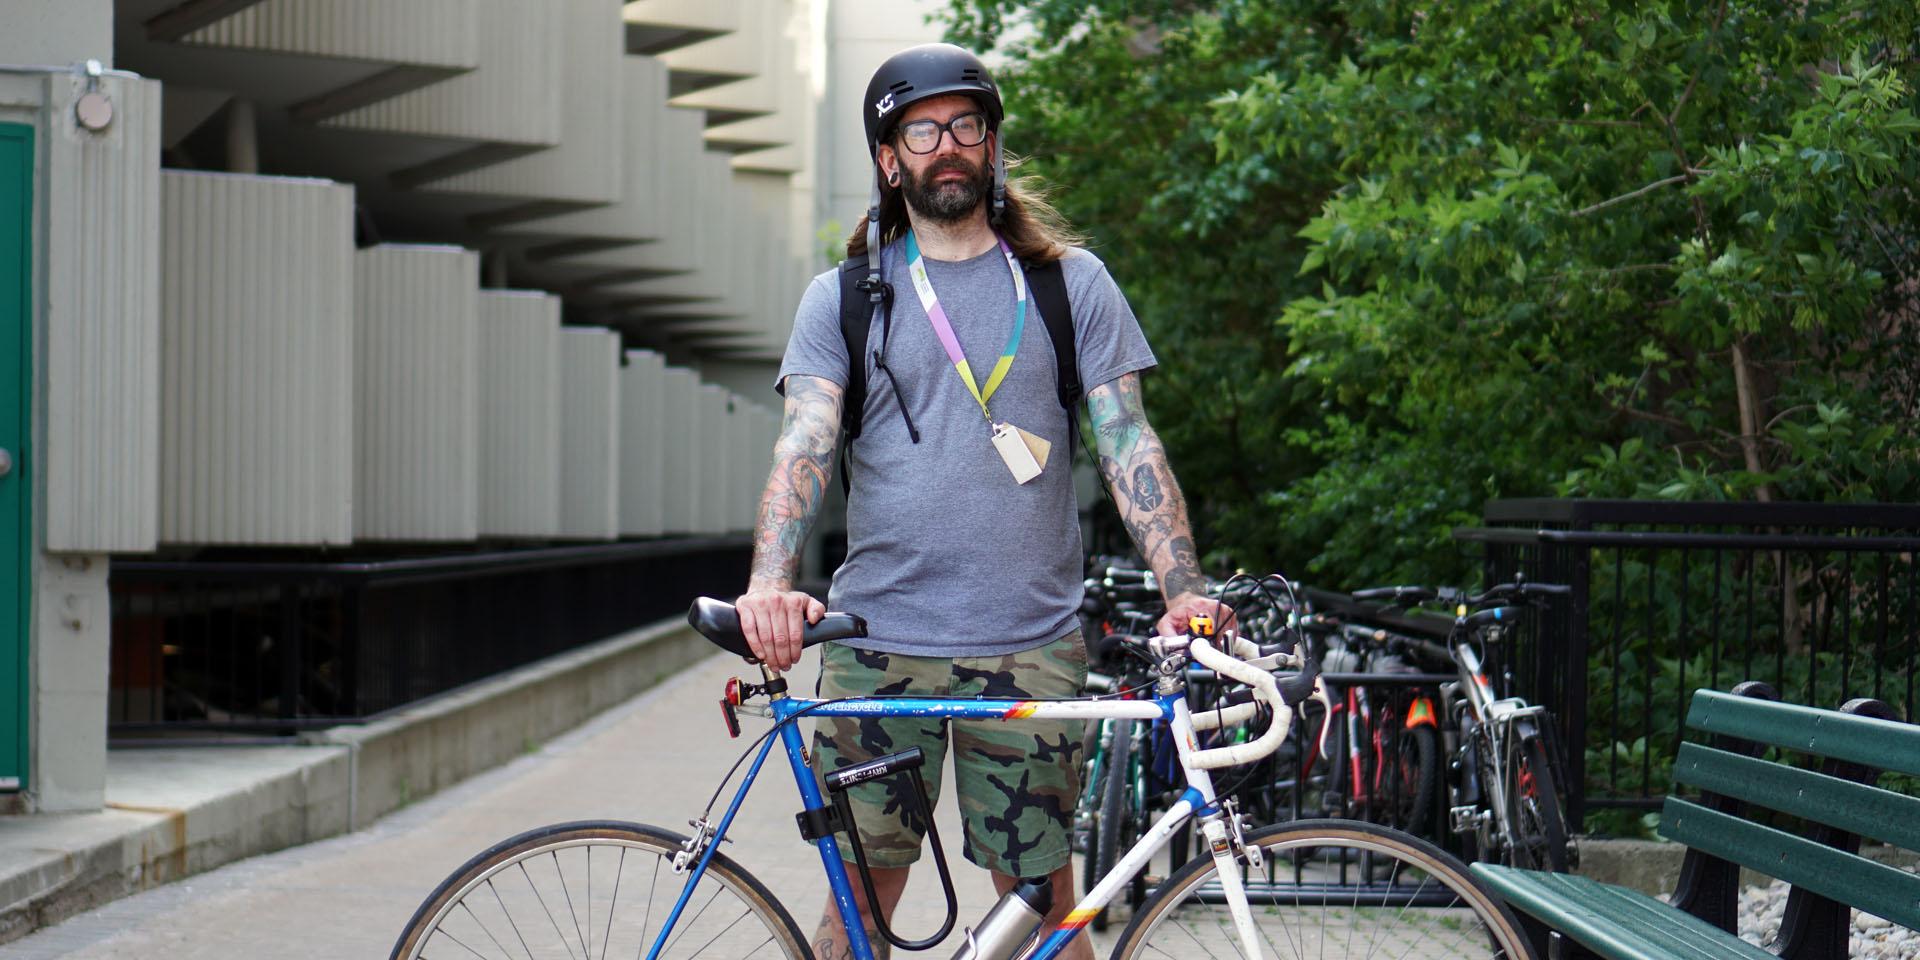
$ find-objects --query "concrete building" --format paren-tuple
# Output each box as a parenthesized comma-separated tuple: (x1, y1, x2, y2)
(1, 0, 946, 815)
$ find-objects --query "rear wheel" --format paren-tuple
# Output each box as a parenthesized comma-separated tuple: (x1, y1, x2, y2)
(1505, 729, 1570, 872)
(1111, 819, 1533, 960)
(390, 821, 811, 960)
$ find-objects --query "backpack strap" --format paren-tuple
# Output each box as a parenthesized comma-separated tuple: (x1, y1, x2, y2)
(837, 255, 873, 442)
(835, 252, 1082, 489)
(1025, 258, 1080, 410)
(1024, 258, 1082, 458)
(838, 254, 906, 495)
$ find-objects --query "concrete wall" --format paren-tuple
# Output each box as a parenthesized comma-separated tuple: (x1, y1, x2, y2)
(0, 0, 863, 817)
(0, 68, 144, 814)
(821, 0, 946, 236)
(0, 0, 113, 69)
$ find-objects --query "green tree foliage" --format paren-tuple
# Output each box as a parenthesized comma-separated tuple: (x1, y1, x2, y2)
(945, 0, 1920, 587)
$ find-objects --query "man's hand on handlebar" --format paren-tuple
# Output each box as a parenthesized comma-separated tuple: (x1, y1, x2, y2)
(1158, 591, 1237, 638)
(734, 586, 824, 672)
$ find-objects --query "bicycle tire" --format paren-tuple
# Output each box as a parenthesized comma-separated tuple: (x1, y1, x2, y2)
(1079, 720, 1111, 912)
(1091, 718, 1137, 932)
(1466, 721, 1499, 862)
(1323, 706, 1353, 817)
(1383, 722, 1439, 837)
(390, 820, 812, 960)
(1111, 819, 1534, 960)
(1506, 729, 1570, 873)
(1124, 723, 1152, 911)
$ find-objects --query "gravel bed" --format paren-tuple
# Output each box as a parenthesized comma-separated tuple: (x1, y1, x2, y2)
(1732, 865, 1919, 958)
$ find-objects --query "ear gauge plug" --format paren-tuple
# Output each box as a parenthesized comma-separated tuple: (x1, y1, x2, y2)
(888, 173, 899, 186)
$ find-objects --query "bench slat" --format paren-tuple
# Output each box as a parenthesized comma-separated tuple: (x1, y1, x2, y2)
(1672, 741, 1920, 852)
(1660, 795, 1920, 930)
(1686, 690, 1920, 778)
(1472, 863, 1774, 960)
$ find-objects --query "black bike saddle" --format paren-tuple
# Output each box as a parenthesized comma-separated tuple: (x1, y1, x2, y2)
(686, 597, 867, 659)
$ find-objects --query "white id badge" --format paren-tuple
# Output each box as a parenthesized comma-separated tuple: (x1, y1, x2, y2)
(991, 421, 1045, 484)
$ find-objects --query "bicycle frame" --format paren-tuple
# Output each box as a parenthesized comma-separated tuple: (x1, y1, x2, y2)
(646, 687, 1277, 960)
(1448, 634, 1549, 855)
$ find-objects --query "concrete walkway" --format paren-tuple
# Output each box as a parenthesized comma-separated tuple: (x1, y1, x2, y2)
(0, 649, 1084, 959)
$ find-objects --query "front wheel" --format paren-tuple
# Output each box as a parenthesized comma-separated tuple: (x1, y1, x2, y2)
(1110, 819, 1534, 960)
(390, 820, 812, 960)
(1380, 720, 1440, 837)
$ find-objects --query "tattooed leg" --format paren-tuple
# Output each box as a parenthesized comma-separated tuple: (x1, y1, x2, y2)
(815, 865, 908, 960)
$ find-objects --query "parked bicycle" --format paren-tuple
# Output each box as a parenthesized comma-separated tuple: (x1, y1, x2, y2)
(389, 588, 1536, 960)
(1296, 617, 1446, 839)
(1072, 559, 1165, 930)
(1349, 579, 1575, 872)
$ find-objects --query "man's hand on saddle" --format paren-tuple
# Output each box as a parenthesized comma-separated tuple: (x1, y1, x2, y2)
(1158, 591, 1238, 639)
(735, 588, 824, 672)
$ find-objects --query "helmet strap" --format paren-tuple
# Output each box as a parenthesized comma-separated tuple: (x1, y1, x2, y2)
(864, 175, 884, 291)
(990, 134, 1007, 225)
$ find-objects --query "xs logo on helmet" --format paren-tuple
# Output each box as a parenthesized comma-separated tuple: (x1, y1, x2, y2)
(875, 93, 895, 118)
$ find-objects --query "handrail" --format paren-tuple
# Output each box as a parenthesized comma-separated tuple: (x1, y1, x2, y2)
(1480, 498, 1920, 528)
(112, 536, 750, 588)
(1454, 526, 1920, 553)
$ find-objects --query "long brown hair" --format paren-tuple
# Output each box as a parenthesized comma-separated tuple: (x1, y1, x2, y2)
(845, 154, 1085, 264)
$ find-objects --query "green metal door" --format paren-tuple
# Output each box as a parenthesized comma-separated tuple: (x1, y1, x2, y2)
(0, 122, 31, 792)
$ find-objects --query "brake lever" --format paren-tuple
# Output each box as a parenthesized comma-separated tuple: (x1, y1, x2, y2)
(1275, 650, 1322, 707)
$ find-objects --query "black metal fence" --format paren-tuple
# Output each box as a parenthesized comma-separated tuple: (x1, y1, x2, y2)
(1455, 500, 1920, 833)
(109, 538, 749, 739)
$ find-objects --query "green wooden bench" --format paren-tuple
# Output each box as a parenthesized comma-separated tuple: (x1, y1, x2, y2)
(1471, 681, 1920, 960)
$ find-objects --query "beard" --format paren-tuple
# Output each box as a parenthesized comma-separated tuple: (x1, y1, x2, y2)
(898, 155, 991, 222)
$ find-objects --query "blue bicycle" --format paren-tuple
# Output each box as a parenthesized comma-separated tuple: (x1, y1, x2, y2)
(390, 593, 1532, 960)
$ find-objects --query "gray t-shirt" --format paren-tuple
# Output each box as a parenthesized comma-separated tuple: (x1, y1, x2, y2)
(777, 239, 1156, 657)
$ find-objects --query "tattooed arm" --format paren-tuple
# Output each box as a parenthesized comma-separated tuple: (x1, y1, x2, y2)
(1086, 373, 1230, 636)
(737, 375, 843, 670)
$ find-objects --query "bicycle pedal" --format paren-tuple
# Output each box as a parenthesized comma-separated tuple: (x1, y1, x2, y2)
(1449, 805, 1486, 835)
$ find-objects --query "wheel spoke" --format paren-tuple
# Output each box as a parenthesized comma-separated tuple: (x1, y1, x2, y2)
(486, 878, 539, 960)
(459, 898, 516, 960)
(518, 859, 583, 960)
(635, 855, 663, 960)
(726, 933, 780, 960)
(1174, 904, 1227, 960)
(435, 924, 499, 960)
(552, 850, 590, 960)
(1204, 892, 1249, 960)
(600, 847, 627, 960)
(1124, 828, 1523, 960)
(1363, 853, 1411, 960)
(680, 903, 756, 959)
(665, 886, 726, 955)
(397, 829, 801, 960)
(1140, 937, 1182, 960)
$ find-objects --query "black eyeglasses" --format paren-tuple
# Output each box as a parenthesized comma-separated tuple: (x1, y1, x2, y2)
(894, 112, 989, 155)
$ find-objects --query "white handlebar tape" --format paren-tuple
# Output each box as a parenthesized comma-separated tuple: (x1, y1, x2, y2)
(1183, 636, 1290, 769)
(1188, 700, 1261, 731)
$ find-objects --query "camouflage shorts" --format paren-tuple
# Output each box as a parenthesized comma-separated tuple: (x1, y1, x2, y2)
(811, 634, 1088, 877)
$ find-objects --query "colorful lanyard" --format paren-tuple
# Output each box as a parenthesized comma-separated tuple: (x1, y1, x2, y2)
(904, 230, 1027, 424)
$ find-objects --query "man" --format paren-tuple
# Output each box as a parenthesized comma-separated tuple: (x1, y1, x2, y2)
(734, 42, 1225, 960)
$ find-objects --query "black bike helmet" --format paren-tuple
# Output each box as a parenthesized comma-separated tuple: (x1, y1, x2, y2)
(861, 42, 1003, 158)
(854, 44, 1010, 321)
